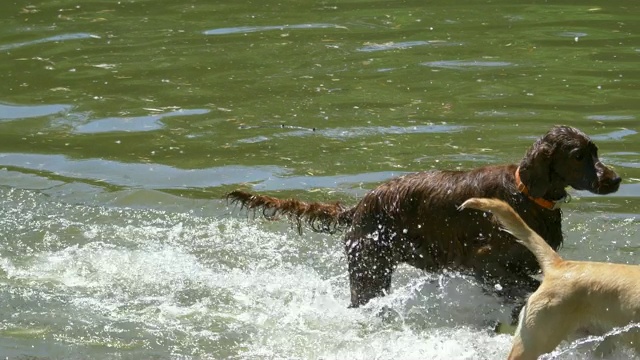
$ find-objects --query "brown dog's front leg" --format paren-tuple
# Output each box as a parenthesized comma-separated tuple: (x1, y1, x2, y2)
(345, 235, 395, 307)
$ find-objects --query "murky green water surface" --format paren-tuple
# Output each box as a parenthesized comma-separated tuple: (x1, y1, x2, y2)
(0, 0, 638, 359)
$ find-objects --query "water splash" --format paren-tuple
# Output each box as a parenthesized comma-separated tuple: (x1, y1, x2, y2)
(1, 187, 637, 359)
(542, 322, 640, 359)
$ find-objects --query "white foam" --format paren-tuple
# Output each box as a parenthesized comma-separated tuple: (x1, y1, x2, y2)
(1, 188, 639, 358)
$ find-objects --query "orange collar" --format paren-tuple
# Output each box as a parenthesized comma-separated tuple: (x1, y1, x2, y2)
(515, 167, 558, 210)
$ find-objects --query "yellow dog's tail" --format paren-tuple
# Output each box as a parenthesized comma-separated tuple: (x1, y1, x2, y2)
(459, 198, 562, 273)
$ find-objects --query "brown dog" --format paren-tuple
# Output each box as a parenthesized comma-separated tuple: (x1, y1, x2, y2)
(227, 126, 621, 308)
(460, 197, 640, 360)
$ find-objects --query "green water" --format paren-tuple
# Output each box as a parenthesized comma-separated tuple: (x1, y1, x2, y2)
(0, 0, 638, 359)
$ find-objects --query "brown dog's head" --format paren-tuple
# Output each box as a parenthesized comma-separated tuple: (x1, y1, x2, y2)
(519, 125, 621, 199)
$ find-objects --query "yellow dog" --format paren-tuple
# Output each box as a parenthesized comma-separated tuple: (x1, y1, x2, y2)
(460, 198, 640, 360)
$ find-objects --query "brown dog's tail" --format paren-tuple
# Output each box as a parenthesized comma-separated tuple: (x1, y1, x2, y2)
(226, 190, 355, 234)
(459, 198, 562, 273)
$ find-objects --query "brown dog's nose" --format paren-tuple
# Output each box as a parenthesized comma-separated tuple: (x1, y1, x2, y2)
(611, 176, 622, 186)
(596, 174, 622, 194)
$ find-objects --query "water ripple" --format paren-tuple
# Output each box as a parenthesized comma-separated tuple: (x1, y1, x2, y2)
(586, 114, 636, 121)
(74, 109, 210, 134)
(0, 153, 289, 189)
(0, 103, 72, 121)
(590, 128, 637, 141)
(204, 23, 345, 35)
(357, 40, 460, 52)
(421, 60, 513, 69)
(315, 124, 465, 139)
(0, 33, 99, 51)
(557, 31, 588, 39)
(238, 124, 465, 144)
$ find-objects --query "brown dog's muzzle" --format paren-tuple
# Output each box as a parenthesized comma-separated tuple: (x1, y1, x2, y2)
(593, 161, 622, 194)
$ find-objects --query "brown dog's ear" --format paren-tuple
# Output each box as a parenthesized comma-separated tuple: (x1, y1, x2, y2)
(519, 140, 553, 198)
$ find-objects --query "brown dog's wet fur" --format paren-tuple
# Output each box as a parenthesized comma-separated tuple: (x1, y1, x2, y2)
(461, 198, 640, 360)
(227, 126, 621, 308)
(227, 190, 354, 234)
